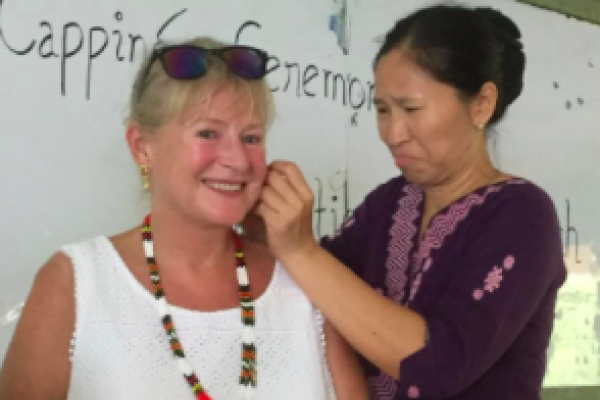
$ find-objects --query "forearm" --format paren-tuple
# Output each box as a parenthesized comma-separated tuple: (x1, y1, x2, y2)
(281, 245, 427, 378)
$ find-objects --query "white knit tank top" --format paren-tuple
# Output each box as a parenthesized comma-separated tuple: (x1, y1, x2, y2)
(62, 236, 335, 400)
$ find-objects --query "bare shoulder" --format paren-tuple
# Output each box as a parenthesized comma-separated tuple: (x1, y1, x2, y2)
(39, 251, 75, 290)
(0, 252, 75, 400)
(18, 251, 75, 324)
(26, 251, 76, 319)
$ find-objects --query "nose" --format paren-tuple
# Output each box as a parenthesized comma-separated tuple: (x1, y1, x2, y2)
(217, 134, 250, 171)
(383, 114, 411, 147)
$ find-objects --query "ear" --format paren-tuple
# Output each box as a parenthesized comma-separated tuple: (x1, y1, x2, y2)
(126, 123, 153, 166)
(470, 82, 498, 129)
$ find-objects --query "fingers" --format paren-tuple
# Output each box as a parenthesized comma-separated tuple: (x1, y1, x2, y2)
(257, 160, 315, 228)
(255, 161, 317, 261)
(268, 161, 314, 205)
(259, 184, 288, 214)
(264, 169, 303, 210)
(255, 200, 278, 226)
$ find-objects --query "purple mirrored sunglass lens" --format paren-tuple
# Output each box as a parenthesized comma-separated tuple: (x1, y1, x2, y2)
(221, 48, 264, 79)
(163, 47, 207, 79)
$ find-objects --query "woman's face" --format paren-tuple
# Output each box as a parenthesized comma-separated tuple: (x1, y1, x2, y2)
(374, 50, 484, 187)
(145, 84, 267, 227)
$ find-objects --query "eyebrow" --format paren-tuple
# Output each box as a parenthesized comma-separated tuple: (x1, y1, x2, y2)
(200, 118, 226, 125)
(373, 96, 422, 106)
(244, 123, 265, 131)
(188, 117, 264, 131)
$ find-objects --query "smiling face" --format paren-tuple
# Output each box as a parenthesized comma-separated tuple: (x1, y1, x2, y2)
(134, 83, 267, 227)
(374, 50, 486, 187)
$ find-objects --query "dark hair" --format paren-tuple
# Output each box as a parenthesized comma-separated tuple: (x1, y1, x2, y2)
(375, 5, 526, 125)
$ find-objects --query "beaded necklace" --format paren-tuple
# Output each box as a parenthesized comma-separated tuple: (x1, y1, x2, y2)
(142, 214, 257, 400)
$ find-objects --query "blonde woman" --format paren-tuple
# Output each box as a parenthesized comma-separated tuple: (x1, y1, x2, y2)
(0, 37, 368, 400)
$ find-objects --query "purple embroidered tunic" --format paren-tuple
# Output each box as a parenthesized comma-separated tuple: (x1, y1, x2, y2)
(321, 176, 566, 400)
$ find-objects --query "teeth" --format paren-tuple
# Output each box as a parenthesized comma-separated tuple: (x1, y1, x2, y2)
(205, 182, 243, 191)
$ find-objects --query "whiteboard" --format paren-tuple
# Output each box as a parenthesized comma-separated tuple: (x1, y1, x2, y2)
(1, 0, 599, 387)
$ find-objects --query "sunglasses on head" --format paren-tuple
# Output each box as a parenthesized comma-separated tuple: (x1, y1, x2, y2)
(138, 45, 269, 98)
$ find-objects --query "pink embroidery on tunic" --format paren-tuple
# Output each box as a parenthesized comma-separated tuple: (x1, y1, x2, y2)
(368, 372, 397, 400)
(474, 256, 516, 301)
(473, 289, 485, 301)
(408, 385, 421, 398)
(387, 179, 524, 304)
(409, 274, 423, 301)
(386, 184, 422, 303)
(484, 266, 504, 292)
(409, 257, 431, 301)
(422, 258, 432, 272)
(407, 182, 522, 303)
(503, 255, 515, 270)
(414, 185, 504, 263)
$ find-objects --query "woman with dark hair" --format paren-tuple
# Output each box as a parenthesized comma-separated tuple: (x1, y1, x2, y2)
(255, 5, 566, 400)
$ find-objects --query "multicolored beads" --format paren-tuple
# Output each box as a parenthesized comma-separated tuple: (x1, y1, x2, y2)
(142, 214, 257, 400)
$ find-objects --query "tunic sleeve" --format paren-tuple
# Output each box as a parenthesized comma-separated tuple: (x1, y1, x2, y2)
(396, 187, 566, 399)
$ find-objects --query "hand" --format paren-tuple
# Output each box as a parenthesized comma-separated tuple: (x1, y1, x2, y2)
(256, 161, 319, 264)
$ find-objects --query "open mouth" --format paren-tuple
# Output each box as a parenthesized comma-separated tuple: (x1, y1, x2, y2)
(203, 180, 245, 192)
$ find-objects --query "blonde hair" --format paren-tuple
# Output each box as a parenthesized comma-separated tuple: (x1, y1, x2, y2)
(127, 37, 275, 132)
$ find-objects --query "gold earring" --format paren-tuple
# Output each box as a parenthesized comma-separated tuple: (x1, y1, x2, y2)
(141, 165, 150, 191)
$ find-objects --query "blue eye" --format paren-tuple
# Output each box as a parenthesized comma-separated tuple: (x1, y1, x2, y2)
(196, 130, 216, 139)
(242, 134, 262, 145)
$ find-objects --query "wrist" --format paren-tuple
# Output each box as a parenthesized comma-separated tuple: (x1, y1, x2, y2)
(279, 239, 321, 268)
